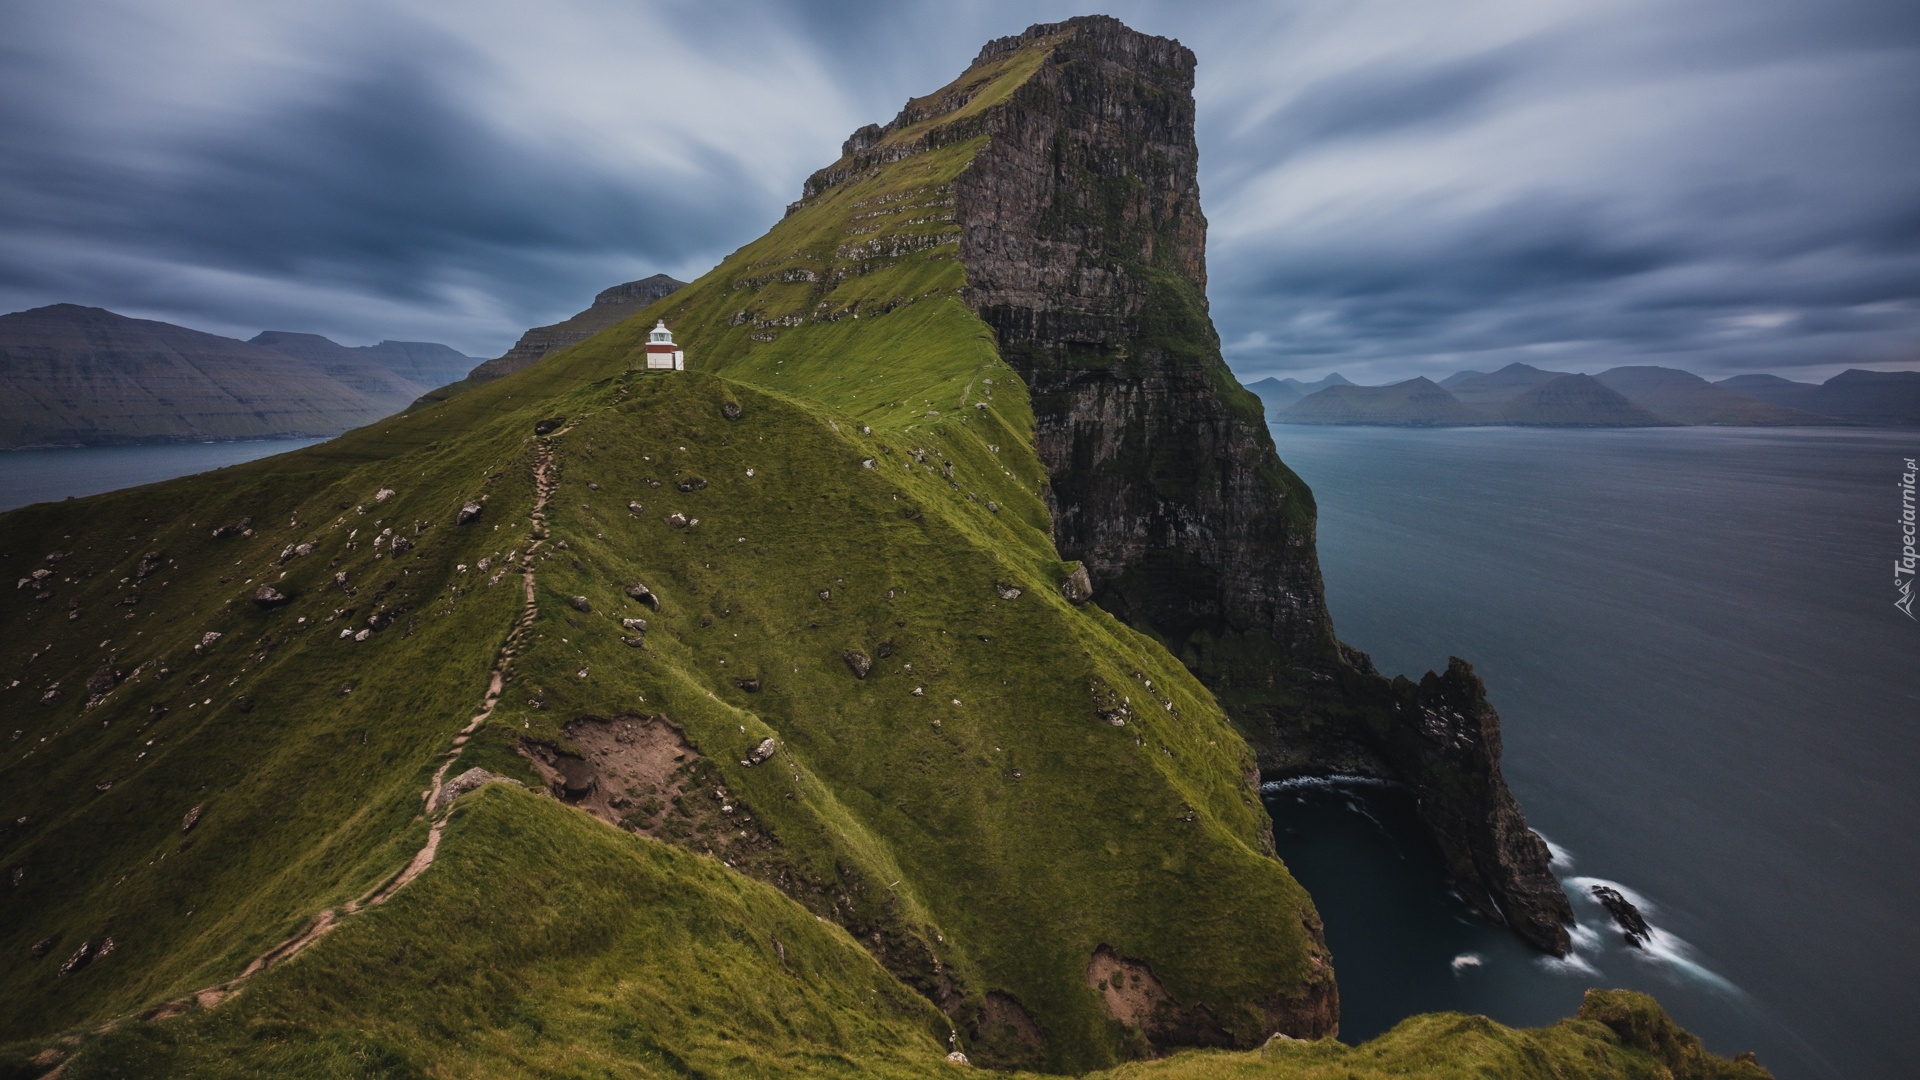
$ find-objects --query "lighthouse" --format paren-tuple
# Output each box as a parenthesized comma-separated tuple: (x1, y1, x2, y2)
(643, 320, 685, 371)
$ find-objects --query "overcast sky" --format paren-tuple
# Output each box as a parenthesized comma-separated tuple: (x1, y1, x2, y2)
(2, 0, 1916, 383)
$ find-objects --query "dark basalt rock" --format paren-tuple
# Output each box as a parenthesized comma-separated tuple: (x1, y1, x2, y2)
(734, 676, 761, 693)
(721, 401, 743, 421)
(624, 583, 660, 610)
(805, 14, 1572, 954)
(569, 596, 591, 613)
(210, 517, 251, 539)
(675, 477, 707, 493)
(134, 551, 163, 579)
(534, 416, 564, 435)
(1591, 884, 1652, 947)
(456, 502, 483, 525)
(1061, 564, 1094, 605)
(843, 650, 873, 679)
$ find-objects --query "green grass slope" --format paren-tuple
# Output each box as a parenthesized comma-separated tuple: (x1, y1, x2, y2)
(16, 787, 1765, 1079)
(0, 25, 1765, 1079)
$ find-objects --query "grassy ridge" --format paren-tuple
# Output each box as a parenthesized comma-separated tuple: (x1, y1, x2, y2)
(0, 27, 1768, 1078)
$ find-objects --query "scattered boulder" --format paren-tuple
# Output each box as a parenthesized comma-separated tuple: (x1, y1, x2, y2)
(721, 401, 743, 421)
(676, 477, 708, 492)
(252, 585, 289, 607)
(733, 676, 761, 693)
(994, 582, 1023, 601)
(134, 551, 164, 580)
(375, 488, 396, 502)
(39, 683, 60, 705)
(85, 671, 117, 699)
(743, 737, 776, 766)
(843, 650, 873, 679)
(181, 805, 203, 833)
(569, 596, 592, 613)
(389, 535, 412, 554)
(279, 542, 314, 563)
(625, 584, 660, 610)
(456, 502, 484, 525)
(196, 631, 222, 652)
(818, 589, 831, 601)
(1062, 564, 1094, 605)
(59, 940, 95, 976)
(1591, 884, 1652, 947)
(861, 458, 877, 469)
(986, 501, 999, 513)
(554, 756, 596, 798)
(431, 767, 520, 813)
(621, 635, 646, 648)
(534, 417, 565, 435)
(621, 618, 648, 632)
(946, 1051, 971, 1066)
(627, 501, 644, 514)
(30, 936, 54, 959)
(210, 516, 251, 539)
(666, 512, 689, 528)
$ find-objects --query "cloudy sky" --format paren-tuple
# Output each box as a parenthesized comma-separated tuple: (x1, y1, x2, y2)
(2, 0, 1916, 383)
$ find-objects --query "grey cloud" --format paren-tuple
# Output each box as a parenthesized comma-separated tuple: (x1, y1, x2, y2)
(0, 0, 1914, 375)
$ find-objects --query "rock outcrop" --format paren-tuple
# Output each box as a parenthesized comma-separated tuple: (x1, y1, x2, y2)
(798, 15, 1573, 953)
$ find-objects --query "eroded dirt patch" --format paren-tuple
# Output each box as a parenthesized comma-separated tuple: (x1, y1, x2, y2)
(1085, 944, 1240, 1053)
(519, 713, 781, 871)
(521, 712, 696, 833)
(969, 990, 1047, 1071)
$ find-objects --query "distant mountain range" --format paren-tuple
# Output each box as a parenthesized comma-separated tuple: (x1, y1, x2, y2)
(0, 304, 475, 448)
(1247, 362, 1920, 427)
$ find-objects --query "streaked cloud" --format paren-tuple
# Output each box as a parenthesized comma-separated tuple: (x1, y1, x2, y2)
(1, 0, 1914, 378)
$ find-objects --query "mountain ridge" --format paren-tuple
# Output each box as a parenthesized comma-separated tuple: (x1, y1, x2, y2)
(0, 304, 471, 448)
(0, 16, 1763, 1078)
(1261, 361, 1909, 426)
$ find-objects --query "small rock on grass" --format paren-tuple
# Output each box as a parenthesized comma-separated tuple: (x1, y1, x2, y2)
(994, 582, 1022, 601)
(569, 596, 592, 613)
(1062, 564, 1093, 605)
(721, 401, 743, 421)
(843, 650, 873, 679)
(457, 502, 483, 525)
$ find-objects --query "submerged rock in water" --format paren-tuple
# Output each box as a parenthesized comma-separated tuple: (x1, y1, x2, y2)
(1591, 884, 1652, 947)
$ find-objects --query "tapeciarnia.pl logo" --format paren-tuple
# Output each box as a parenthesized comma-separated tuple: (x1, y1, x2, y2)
(1899, 457, 1917, 620)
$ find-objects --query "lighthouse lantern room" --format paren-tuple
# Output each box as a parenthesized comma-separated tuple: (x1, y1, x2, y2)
(643, 320, 685, 371)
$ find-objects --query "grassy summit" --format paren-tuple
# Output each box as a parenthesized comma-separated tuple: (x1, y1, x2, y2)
(0, 17, 1767, 1080)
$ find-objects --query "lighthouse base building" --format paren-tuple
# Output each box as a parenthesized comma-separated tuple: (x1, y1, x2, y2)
(643, 320, 685, 370)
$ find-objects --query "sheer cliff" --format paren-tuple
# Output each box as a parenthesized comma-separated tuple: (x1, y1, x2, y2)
(788, 15, 1574, 954)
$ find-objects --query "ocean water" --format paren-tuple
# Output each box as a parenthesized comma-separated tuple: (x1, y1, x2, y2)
(0, 439, 328, 513)
(1264, 425, 1919, 1080)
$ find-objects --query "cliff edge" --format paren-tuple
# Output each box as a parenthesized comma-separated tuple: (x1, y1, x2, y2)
(795, 15, 1574, 953)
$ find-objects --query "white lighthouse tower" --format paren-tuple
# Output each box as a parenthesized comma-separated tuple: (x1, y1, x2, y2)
(643, 320, 685, 371)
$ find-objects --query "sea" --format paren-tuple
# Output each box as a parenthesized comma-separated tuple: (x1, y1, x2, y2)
(0, 439, 328, 514)
(1264, 424, 1919, 1080)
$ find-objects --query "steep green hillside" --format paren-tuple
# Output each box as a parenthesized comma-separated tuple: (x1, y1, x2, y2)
(0, 16, 1764, 1080)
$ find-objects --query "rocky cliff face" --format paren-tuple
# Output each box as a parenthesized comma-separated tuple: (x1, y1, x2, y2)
(801, 15, 1573, 953)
